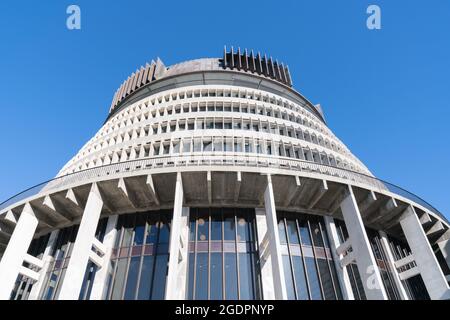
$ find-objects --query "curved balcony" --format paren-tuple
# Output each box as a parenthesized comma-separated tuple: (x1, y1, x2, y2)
(0, 154, 447, 225)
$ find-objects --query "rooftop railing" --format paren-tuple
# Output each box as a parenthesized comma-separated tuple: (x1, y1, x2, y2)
(0, 154, 447, 223)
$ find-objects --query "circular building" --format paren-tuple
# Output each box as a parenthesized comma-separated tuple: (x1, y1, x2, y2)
(0, 47, 449, 300)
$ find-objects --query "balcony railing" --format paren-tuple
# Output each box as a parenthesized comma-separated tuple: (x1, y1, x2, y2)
(0, 154, 447, 223)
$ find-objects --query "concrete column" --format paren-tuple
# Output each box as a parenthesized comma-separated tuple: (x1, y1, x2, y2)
(255, 208, 276, 299)
(378, 231, 409, 300)
(28, 230, 59, 300)
(0, 203, 39, 300)
(399, 206, 450, 300)
(89, 215, 118, 300)
(165, 173, 189, 300)
(323, 216, 354, 300)
(263, 175, 288, 300)
(57, 183, 104, 300)
(340, 186, 388, 300)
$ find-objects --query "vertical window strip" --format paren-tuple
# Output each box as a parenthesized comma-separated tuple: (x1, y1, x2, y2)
(278, 212, 345, 300)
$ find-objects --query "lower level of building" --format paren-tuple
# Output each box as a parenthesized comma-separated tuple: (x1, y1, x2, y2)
(1, 171, 450, 300)
(6, 207, 446, 300)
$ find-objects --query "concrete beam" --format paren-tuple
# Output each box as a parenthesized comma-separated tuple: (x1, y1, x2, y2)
(379, 231, 409, 300)
(308, 180, 328, 209)
(165, 173, 189, 300)
(323, 216, 355, 300)
(436, 229, 450, 244)
(419, 212, 432, 225)
(66, 188, 80, 206)
(339, 185, 388, 300)
(146, 174, 160, 205)
(234, 171, 242, 203)
(207, 171, 212, 205)
(255, 208, 276, 299)
(399, 206, 450, 300)
(283, 176, 301, 207)
(117, 178, 138, 209)
(340, 252, 355, 268)
(28, 204, 59, 229)
(18, 266, 40, 282)
(28, 230, 59, 300)
(0, 203, 39, 299)
(263, 175, 288, 300)
(327, 186, 349, 215)
(336, 239, 352, 256)
(23, 253, 44, 269)
(394, 254, 415, 269)
(89, 215, 118, 300)
(426, 221, 445, 237)
(3, 210, 18, 225)
(358, 190, 377, 214)
(57, 183, 104, 300)
(398, 266, 420, 281)
(42, 195, 73, 223)
(367, 198, 398, 225)
(0, 220, 14, 236)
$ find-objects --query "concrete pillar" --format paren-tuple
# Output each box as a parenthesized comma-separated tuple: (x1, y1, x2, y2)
(399, 206, 450, 300)
(323, 216, 355, 300)
(0, 204, 39, 300)
(165, 173, 189, 300)
(255, 208, 276, 299)
(28, 230, 59, 300)
(89, 215, 118, 300)
(340, 186, 388, 300)
(378, 231, 409, 300)
(57, 183, 104, 300)
(263, 175, 288, 300)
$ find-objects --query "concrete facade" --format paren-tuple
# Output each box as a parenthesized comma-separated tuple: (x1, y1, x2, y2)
(0, 49, 449, 300)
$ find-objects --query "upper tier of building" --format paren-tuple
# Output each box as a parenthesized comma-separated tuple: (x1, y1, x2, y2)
(56, 48, 371, 178)
(107, 47, 326, 123)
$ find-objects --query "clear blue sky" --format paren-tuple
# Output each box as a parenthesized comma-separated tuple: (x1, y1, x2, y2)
(0, 1, 449, 219)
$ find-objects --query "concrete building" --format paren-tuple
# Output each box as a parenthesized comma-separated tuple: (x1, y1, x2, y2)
(0, 47, 449, 300)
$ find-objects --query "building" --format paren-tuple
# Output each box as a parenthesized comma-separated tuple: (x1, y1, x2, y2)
(0, 47, 449, 300)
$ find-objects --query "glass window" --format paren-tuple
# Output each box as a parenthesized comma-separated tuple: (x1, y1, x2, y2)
(278, 219, 287, 244)
(277, 212, 344, 301)
(137, 255, 154, 299)
(283, 255, 296, 300)
(182, 140, 191, 153)
(107, 211, 170, 300)
(195, 253, 208, 300)
(203, 140, 212, 152)
(211, 215, 222, 241)
(197, 215, 209, 242)
(124, 257, 140, 300)
(210, 253, 223, 300)
(292, 256, 309, 300)
(286, 220, 299, 244)
(223, 215, 235, 241)
(224, 253, 238, 300)
(305, 257, 322, 300)
(187, 208, 261, 300)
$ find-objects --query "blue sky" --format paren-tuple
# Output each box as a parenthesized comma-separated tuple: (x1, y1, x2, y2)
(0, 1, 449, 218)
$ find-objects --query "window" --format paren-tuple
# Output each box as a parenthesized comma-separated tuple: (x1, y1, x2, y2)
(107, 211, 170, 300)
(187, 208, 262, 300)
(203, 139, 212, 152)
(278, 213, 343, 300)
(173, 141, 180, 154)
(182, 140, 191, 153)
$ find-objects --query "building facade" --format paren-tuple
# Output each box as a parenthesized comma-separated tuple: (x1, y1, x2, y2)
(0, 47, 449, 300)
